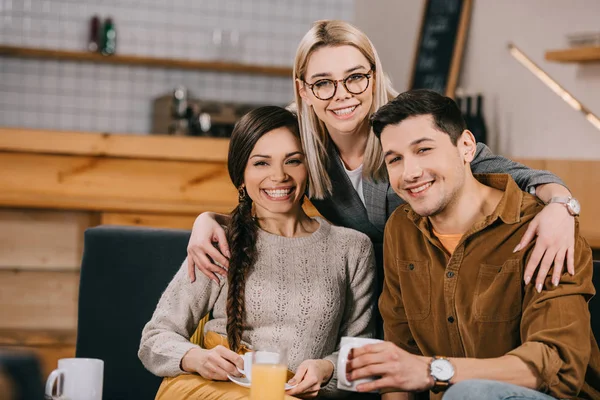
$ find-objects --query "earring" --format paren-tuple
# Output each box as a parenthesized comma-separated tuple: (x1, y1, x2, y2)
(238, 186, 247, 202)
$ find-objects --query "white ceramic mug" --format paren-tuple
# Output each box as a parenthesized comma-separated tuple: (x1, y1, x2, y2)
(237, 350, 280, 380)
(337, 337, 383, 392)
(45, 358, 104, 400)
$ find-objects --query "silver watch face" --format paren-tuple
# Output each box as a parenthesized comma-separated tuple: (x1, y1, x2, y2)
(568, 198, 581, 215)
(431, 359, 455, 381)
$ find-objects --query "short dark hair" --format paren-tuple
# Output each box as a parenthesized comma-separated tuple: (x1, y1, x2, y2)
(370, 89, 466, 145)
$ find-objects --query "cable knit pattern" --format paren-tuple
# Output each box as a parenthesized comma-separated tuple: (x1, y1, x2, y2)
(139, 217, 376, 398)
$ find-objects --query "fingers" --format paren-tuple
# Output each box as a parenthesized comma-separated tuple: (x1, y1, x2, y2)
(350, 342, 391, 361)
(514, 219, 538, 254)
(214, 346, 244, 371)
(356, 376, 394, 393)
(567, 244, 576, 276)
(213, 229, 231, 260)
(533, 246, 556, 292)
(523, 240, 545, 286)
(551, 248, 567, 287)
(348, 357, 391, 381)
(287, 365, 320, 397)
(189, 248, 225, 283)
(187, 255, 196, 282)
(286, 364, 307, 395)
(204, 242, 230, 270)
(208, 346, 242, 378)
(201, 362, 233, 381)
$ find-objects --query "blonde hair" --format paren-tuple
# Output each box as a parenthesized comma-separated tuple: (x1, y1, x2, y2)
(293, 20, 398, 199)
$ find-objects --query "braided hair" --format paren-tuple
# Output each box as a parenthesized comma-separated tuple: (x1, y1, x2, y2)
(225, 106, 300, 352)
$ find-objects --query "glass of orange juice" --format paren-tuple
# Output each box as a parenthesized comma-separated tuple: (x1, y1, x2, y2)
(249, 346, 288, 400)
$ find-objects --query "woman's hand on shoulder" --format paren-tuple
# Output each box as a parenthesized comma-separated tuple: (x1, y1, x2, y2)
(286, 359, 334, 398)
(187, 212, 231, 283)
(515, 203, 576, 292)
(181, 346, 243, 381)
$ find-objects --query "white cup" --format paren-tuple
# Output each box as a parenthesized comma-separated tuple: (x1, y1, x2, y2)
(237, 351, 280, 381)
(337, 337, 383, 392)
(45, 358, 103, 400)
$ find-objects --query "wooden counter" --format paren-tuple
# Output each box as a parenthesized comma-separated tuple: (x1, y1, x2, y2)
(1, 127, 598, 376)
(0, 128, 238, 376)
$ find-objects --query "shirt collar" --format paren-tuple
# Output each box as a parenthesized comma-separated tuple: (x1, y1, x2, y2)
(405, 174, 524, 236)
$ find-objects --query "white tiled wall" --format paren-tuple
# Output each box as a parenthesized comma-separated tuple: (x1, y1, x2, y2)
(0, 0, 354, 133)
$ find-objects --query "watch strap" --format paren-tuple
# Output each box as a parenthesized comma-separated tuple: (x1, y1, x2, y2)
(547, 196, 571, 205)
(548, 196, 579, 216)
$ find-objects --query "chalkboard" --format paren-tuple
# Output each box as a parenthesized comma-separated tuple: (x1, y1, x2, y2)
(409, 0, 473, 97)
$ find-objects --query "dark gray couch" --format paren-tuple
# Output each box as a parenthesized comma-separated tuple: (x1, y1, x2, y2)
(76, 225, 190, 400)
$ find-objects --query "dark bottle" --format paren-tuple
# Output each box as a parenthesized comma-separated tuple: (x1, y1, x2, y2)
(88, 15, 101, 52)
(101, 18, 117, 55)
(471, 94, 488, 144)
(455, 96, 463, 117)
(463, 95, 474, 131)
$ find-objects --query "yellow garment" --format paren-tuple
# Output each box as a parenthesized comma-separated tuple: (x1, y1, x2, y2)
(431, 228, 463, 256)
(155, 331, 296, 400)
(189, 314, 210, 346)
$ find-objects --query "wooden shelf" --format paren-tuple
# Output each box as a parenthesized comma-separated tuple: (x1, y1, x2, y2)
(0, 127, 230, 163)
(545, 46, 600, 63)
(0, 45, 293, 77)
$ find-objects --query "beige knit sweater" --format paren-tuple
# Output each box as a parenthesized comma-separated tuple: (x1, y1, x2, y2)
(138, 217, 376, 397)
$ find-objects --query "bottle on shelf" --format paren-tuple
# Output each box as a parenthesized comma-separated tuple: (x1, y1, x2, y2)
(464, 94, 474, 132)
(470, 93, 488, 144)
(454, 87, 464, 119)
(88, 15, 101, 52)
(101, 18, 117, 56)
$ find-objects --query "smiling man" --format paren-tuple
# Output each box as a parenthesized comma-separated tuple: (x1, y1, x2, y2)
(345, 89, 600, 400)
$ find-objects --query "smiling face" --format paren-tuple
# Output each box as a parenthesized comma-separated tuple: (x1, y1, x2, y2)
(381, 114, 476, 217)
(243, 127, 308, 218)
(298, 45, 374, 138)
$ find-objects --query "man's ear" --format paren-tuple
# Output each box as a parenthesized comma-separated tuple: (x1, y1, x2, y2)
(458, 130, 477, 163)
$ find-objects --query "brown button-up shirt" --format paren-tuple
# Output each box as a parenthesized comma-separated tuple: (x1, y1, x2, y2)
(379, 174, 600, 399)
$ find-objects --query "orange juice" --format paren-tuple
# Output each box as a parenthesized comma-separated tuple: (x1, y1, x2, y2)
(250, 363, 287, 400)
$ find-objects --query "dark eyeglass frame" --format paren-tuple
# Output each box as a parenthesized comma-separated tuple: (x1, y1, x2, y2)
(303, 70, 373, 101)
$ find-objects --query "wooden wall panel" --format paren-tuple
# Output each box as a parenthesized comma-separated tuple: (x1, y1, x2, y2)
(514, 158, 600, 247)
(0, 127, 229, 163)
(101, 212, 198, 230)
(0, 153, 237, 214)
(0, 209, 97, 270)
(0, 271, 79, 330)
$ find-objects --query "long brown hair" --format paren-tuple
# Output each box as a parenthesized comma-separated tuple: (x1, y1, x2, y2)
(225, 106, 301, 352)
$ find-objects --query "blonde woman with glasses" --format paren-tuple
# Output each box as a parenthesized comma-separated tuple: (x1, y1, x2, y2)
(187, 20, 579, 328)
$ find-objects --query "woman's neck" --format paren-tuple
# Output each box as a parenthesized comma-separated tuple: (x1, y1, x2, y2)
(255, 207, 318, 238)
(327, 120, 369, 171)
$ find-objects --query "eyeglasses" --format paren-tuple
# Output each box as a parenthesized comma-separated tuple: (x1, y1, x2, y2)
(303, 70, 373, 101)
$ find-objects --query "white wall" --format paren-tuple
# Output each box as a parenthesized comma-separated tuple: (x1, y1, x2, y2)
(354, 0, 600, 160)
(0, 0, 354, 134)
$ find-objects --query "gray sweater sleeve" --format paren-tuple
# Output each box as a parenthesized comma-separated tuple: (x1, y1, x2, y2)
(138, 257, 225, 377)
(321, 237, 377, 398)
(471, 143, 566, 193)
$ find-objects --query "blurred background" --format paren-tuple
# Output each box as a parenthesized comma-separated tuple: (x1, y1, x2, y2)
(1, 0, 599, 394)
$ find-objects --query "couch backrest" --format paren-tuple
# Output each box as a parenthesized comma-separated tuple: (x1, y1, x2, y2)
(76, 225, 190, 400)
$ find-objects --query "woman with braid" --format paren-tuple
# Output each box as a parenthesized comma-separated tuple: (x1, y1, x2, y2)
(138, 106, 376, 399)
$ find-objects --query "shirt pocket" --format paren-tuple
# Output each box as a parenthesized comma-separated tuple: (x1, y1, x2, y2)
(397, 260, 431, 321)
(474, 259, 522, 322)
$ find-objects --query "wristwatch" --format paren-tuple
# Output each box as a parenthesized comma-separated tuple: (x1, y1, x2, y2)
(430, 356, 455, 393)
(548, 196, 581, 216)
